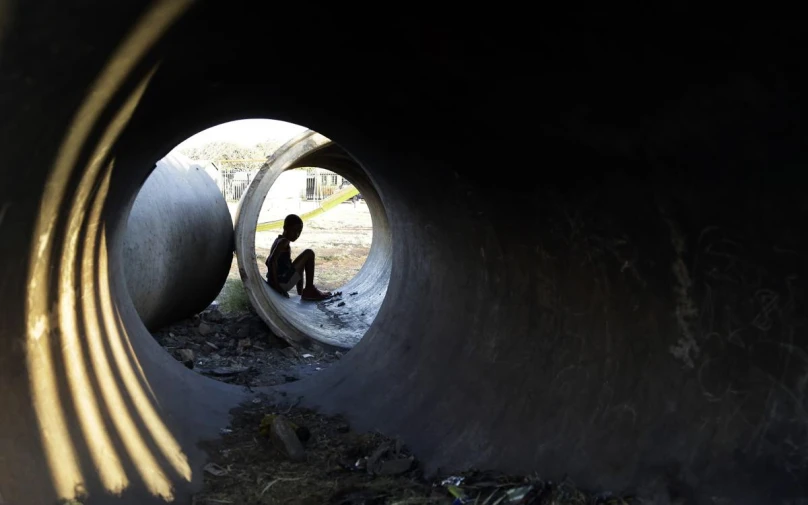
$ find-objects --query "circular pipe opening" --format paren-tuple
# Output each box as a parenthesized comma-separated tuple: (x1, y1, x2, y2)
(235, 130, 392, 350)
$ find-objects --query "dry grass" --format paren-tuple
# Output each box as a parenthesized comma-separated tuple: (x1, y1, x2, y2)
(216, 278, 252, 314)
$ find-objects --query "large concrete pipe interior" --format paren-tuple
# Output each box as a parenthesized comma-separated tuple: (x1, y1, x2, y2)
(1, 4, 806, 504)
(235, 130, 391, 350)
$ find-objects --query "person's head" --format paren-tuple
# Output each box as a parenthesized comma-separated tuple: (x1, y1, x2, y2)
(283, 214, 304, 241)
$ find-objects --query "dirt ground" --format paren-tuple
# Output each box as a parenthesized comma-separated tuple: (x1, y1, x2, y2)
(193, 399, 443, 505)
(151, 307, 341, 388)
(192, 395, 638, 505)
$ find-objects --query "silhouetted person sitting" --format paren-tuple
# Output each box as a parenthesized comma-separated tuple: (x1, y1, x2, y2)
(266, 214, 332, 301)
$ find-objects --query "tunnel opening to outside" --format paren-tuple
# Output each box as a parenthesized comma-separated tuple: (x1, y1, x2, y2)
(122, 120, 390, 393)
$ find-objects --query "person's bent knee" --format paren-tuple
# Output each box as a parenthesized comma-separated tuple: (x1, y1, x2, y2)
(302, 248, 315, 258)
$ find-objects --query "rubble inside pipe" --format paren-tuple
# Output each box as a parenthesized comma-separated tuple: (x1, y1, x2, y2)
(151, 305, 342, 387)
(192, 398, 641, 505)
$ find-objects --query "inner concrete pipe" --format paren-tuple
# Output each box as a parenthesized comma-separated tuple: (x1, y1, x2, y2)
(1, 4, 807, 505)
(123, 152, 234, 331)
(234, 130, 391, 350)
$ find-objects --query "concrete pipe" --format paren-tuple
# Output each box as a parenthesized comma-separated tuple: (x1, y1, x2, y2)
(234, 131, 391, 350)
(1, 4, 807, 504)
(123, 152, 234, 330)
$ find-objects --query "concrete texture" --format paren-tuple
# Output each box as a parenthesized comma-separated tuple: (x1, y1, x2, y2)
(123, 152, 234, 330)
(1, 5, 807, 505)
(235, 131, 391, 350)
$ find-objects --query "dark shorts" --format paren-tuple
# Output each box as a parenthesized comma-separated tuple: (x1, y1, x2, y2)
(276, 262, 295, 284)
(268, 261, 299, 291)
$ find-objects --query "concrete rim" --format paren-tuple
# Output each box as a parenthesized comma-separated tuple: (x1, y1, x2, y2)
(234, 129, 392, 350)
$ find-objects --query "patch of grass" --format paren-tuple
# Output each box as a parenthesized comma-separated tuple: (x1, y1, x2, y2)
(217, 277, 252, 314)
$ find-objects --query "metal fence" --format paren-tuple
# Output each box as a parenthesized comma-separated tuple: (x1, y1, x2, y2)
(305, 168, 345, 201)
(214, 166, 348, 203)
(220, 169, 255, 202)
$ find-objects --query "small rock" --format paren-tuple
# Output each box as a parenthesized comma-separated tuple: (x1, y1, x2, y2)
(198, 322, 213, 336)
(264, 333, 287, 348)
(206, 308, 223, 323)
(270, 415, 306, 462)
(203, 463, 227, 476)
(280, 347, 298, 359)
(335, 351, 343, 359)
(177, 349, 194, 369)
(237, 338, 251, 350)
(236, 326, 250, 339)
(228, 339, 237, 348)
(169, 332, 176, 338)
(366, 443, 391, 474)
(337, 301, 346, 307)
(205, 341, 219, 351)
(199, 366, 251, 377)
(301, 353, 314, 359)
(377, 457, 414, 476)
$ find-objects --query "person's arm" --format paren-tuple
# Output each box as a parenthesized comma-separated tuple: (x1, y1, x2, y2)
(267, 239, 290, 297)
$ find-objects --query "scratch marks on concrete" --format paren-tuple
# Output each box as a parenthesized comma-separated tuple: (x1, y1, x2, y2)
(665, 216, 700, 368)
(0, 202, 10, 230)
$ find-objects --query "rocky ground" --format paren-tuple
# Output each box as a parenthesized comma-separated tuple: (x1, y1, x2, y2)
(191, 395, 640, 505)
(152, 305, 341, 388)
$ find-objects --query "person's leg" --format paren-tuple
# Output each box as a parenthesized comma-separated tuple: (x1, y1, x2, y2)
(292, 249, 315, 290)
(292, 249, 331, 300)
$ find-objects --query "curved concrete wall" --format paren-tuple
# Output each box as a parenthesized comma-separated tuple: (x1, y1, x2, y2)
(1, 5, 806, 505)
(123, 152, 234, 330)
(235, 131, 391, 350)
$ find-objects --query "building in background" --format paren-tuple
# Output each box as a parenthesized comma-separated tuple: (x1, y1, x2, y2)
(199, 162, 348, 203)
